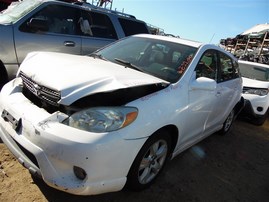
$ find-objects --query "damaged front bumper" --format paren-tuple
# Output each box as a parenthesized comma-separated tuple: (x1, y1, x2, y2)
(0, 79, 145, 195)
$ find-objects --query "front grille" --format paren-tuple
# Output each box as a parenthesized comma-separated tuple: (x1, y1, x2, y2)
(19, 71, 61, 106)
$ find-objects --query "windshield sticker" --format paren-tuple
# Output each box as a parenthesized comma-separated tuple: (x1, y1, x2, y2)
(178, 55, 193, 74)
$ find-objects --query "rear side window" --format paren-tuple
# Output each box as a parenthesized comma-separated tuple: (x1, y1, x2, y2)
(118, 18, 149, 36)
(80, 10, 117, 39)
(219, 52, 238, 82)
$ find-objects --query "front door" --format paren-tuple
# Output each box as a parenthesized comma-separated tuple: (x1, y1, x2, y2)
(14, 4, 82, 64)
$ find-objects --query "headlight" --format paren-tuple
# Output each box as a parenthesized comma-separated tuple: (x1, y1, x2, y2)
(63, 107, 138, 133)
(243, 88, 269, 96)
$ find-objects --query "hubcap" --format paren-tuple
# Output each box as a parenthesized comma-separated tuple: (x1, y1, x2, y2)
(138, 139, 168, 184)
(224, 111, 234, 132)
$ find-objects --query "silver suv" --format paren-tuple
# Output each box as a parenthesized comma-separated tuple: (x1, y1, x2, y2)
(0, 0, 149, 85)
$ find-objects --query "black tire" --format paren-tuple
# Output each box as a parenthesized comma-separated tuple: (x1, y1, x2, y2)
(219, 109, 235, 135)
(126, 130, 171, 191)
(0, 65, 8, 89)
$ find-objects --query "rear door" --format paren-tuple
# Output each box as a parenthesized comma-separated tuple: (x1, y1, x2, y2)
(80, 10, 118, 54)
(14, 3, 82, 64)
(211, 51, 241, 125)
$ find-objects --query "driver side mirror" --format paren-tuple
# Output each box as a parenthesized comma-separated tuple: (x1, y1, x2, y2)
(27, 18, 49, 32)
(190, 77, 217, 91)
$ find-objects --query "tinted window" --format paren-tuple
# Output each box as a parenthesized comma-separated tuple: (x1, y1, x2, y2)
(118, 18, 149, 36)
(20, 5, 80, 35)
(80, 10, 117, 39)
(219, 52, 236, 82)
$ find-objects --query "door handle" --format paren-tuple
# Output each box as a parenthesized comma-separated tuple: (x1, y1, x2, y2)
(216, 91, 221, 97)
(64, 41, 75, 47)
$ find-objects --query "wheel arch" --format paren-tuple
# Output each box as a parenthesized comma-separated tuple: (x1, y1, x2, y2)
(234, 96, 245, 118)
(125, 124, 179, 190)
(153, 124, 179, 157)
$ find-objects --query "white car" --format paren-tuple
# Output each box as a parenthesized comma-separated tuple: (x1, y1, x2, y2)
(238, 60, 269, 125)
(0, 34, 244, 195)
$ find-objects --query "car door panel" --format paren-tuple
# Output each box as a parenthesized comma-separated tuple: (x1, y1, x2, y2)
(14, 31, 82, 63)
(81, 37, 115, 54)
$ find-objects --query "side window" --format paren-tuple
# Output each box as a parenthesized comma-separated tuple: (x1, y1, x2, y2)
(118, 18, 149, 36)
(233, 60, 240, 78)
(219, 52, 237, 82)
(80, 10, 117, 39)
(20, 5, 80, 35)
(195, 50, 218, 80)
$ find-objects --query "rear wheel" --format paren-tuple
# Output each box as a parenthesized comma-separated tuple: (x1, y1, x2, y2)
(126, 130, 171, 191)
(219, 109, 235, 135)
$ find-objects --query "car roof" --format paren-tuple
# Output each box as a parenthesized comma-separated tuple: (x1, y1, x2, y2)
(42, 0, 139, 20)
(133, 34, 203, 48)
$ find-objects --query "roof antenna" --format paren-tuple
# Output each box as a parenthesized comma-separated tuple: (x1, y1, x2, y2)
(209, 33, 215, 43)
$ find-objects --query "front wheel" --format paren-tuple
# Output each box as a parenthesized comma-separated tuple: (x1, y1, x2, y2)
(219, 109, 235, 135)
(126, 130, 171, 191)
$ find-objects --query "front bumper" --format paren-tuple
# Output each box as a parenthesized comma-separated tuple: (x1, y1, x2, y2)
(241, 93, 269, 117)
(0, 80, 146, 195)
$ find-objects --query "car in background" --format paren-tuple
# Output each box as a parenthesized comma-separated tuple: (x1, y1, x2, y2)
(0, 34, 244, 195)
(238, 60, 269, 125)
(0, 0, 149, 86)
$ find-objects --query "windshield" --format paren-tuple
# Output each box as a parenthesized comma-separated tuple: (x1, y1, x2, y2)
(239, 63, 269, 82)
(96, 36, 197, 83)
(0, 0, 43, 24)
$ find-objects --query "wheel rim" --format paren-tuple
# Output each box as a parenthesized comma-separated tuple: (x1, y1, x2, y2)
(224, 110, 234, 132)
(138, 139, 168, 184)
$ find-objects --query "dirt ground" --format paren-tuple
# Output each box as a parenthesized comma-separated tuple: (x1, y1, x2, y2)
(0, 117, 268, 202)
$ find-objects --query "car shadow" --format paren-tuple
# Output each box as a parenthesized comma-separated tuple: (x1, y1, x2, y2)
(32, 176, 144, 202)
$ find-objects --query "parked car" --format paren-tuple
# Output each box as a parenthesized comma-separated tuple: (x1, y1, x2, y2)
(0, 0, 149, 86)
(0, 34, 244, 195)
(238, 60, 269, 125)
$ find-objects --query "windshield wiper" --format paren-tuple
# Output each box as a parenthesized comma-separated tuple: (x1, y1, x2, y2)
(89, 53, 107, 61)
(114, 58, 143, 72)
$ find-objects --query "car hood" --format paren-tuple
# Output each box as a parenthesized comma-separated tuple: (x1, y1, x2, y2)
(19, 52, 169, 105)
(242, 77, 269, 89)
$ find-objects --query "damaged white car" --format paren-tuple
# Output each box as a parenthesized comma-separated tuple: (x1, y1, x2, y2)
(0, 34, 244, 195)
